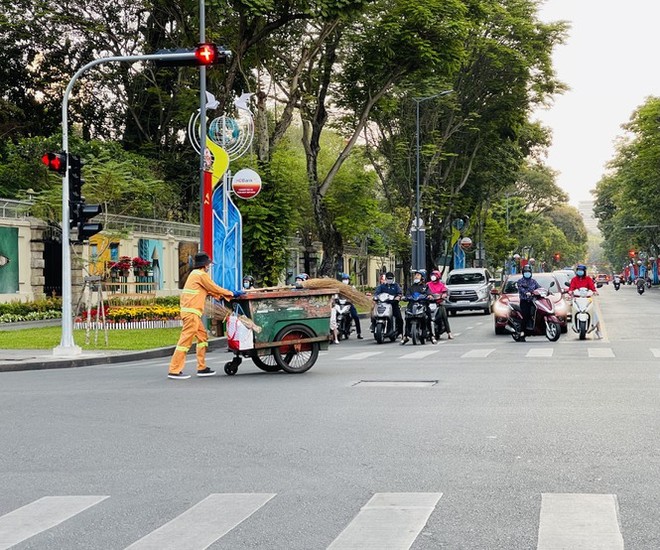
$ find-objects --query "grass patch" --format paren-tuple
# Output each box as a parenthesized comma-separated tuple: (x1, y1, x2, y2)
(0, 326, 185, 350)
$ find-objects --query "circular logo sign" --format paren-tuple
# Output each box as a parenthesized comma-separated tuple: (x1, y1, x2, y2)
(232, 168, 262, 199)
(460, 237, 473, 250)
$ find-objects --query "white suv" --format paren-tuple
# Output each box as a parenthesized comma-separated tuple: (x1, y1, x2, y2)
(444, 268, 494, 315)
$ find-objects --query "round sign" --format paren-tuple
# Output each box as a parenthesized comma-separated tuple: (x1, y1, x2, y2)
(232, 168, 262, 199)
(460, 237, 473, 250)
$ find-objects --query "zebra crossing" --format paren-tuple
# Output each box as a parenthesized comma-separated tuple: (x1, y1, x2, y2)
(0, 491, 626, 549)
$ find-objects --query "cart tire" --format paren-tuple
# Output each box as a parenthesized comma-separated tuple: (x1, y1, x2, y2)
(251, 351, 281, 372)
(273, 324, 319, 374)
(224, 362, 238, 376)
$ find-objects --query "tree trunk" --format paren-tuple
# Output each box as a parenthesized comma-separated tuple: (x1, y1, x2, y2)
(313, 193, 343, 276)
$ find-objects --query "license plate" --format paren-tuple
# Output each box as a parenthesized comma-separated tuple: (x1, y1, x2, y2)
(457, 300, 470, 304)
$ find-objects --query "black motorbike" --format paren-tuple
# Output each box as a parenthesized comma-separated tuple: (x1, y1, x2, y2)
(427, 293, 448, 340)
(404, 292, 430, 345)
(636, 277, 646, 295)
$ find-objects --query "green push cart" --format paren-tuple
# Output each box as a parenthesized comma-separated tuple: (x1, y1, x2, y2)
(223, 288, 333, 375)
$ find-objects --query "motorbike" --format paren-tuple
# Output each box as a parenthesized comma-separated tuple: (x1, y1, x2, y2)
(428, 293, 449, 339)
(505, 287, 561, 342)
(571, 288, 596, 340)
(404, 292, 430, 345)
(613, 275, 621, 291)
(372, 292, 400, 344)
(334, 297, 353, 339)
(636, 277, 646, 295)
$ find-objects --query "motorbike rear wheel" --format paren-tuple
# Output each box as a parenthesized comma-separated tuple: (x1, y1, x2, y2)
(545, 322, 561, 342)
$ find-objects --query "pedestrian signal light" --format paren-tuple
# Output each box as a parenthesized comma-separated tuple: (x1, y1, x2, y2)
(195, 44, 218, 65)
(41, 152, 67, 174)
(154, 44, 230, 67)
(629, 249, 636, 258)
(553, 253, 561, 262)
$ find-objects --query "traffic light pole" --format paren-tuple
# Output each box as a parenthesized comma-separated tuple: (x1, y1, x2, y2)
(55, 51, 212, 356)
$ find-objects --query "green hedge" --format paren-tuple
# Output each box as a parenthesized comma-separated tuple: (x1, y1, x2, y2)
(0, 298, 63, 316)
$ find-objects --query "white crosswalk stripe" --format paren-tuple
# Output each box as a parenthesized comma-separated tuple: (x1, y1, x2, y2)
(400, 349, 440, 359)
(125, 493, 275, 550)
(460, 348, 496, 358)
(0, 492, 633, 548)
(588, 348, 615, 358)
(338, 351, 384, 361)
(327, 492, 442, 549)
(526, 348, 554, 358)
(650, 349, 660, 358)
(0, 495, 108, 550)
(537, 493, 623, 549)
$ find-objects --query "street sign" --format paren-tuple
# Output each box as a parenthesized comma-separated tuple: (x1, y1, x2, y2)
(232, 168, 262, 199)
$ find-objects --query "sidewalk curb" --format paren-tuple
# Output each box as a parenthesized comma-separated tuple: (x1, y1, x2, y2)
(0, 337, 227, 373)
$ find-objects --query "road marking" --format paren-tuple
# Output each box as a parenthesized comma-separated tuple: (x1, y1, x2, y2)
(125, 493, 275, 550)
(526, 348, 554, 358)
(327, 492, 442, 549)
(651, 349, 660, 358)
(461, 349, 495, 358)
(466, 326, 474, 330)
(537, 493, 623, 549)
(588, 348, 615, 358)
(0, 496, 108, 550)
(338, 352, 384, 361)
(400, 350, 440, 359)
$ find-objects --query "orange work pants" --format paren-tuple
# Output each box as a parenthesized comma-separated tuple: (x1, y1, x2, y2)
(168, 313, 209, 374)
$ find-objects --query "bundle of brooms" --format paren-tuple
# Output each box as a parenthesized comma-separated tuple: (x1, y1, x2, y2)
(205, 299, 262, 333)
(301, 277, 373, 310)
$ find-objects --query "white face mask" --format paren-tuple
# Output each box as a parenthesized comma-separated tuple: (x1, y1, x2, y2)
(430, 275, 437, 282)
(342, 279, 349, 285)
(414, 277, 422, 284)
(386, 278, 394, 284)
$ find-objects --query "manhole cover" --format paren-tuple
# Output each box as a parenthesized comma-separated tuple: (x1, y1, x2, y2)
(352, 380, 438, 387)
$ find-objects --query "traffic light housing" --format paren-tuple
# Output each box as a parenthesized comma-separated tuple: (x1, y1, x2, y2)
(42, 152, 67, 174)
(68, 154, 103, 243)
(154, 44, 230, 67)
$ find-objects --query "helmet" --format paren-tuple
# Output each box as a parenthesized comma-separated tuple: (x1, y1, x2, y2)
(413, 269, 426, 282)
(340, 272, 350, 280)
(385, 271, 395, 280)
(295, 273, 309, 281)
(430, 270, 442, 281)
(522, 264, 532, 274)
(242, 275, 254, 289)
(576, 264, 587, 274)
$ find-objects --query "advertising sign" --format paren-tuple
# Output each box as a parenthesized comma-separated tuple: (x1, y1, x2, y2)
(232, 169, 262, 199)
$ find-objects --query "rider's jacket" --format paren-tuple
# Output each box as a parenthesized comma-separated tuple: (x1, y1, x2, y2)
(406, 282, 428, 299)
(374, 282, 402, 297)
(518, 276, 541, 302)
(426, 280, 448, 301)
(568, 275, 596, 293)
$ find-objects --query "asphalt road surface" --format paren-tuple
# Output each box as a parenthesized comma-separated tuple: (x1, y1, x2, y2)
(2, 282, 660, 549)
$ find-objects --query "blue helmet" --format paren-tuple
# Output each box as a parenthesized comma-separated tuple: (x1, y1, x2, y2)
(295, 273, 309, 281)
(340, 272, 350, 280)
(576, 264, 587, 275)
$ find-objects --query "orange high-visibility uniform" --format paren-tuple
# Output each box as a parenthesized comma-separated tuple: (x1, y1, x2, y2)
(168, 269, 234, 374)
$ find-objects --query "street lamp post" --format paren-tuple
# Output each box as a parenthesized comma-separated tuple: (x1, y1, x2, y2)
(413, 90, 453, 271)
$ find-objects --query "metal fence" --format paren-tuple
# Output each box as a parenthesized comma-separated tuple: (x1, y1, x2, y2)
(0, 199, 32, 220)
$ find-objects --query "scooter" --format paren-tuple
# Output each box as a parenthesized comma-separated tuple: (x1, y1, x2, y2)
(334, 297, 353, 339)
(404, 292, 430, 345)
(506, 288, 562, 342)
(428, 293, 449, 339)
(571, 288, 596, 340)
(372, 292, 400, 344)
(613, 275, 621, 291)
(636, 277, 646, 295)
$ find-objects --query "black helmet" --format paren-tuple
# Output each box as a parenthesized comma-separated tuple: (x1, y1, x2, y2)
(385, 271, 395, 279)
(522, 264, 532, 274)
(242, 275, 254, 289)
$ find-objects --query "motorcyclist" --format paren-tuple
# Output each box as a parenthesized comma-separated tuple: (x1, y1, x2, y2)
(401, 269, 429, 345)
(340, 273, 363, 339)
(242, 275, 255, 290)
(426, 270, 453, 341)
(517, 264, 541, 338)
(371, 271, 403, 337)
(568, 263, 602, 339)
(294, 273, 309, 287)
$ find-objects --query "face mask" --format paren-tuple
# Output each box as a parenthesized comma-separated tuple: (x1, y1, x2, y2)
(342, 279, 349, 285)
(243, 281, 250, 289)
(386, 278, 394, 284)
(523, 272, 532, 279)
(430, 276, 437, 282)
(576, 270, 585, 277)
(414, 277, 422, 284)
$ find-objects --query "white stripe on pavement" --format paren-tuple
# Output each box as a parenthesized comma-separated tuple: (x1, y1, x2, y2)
(400, 350, 440, 359)
(588, 348, 615, 358)
(338, 352, 384, 361)
(460, 349, 495, 358)
(526, 348, 554, 358)
(327, 492, 442, 550)
(125, 493, 275, 550)
(537, 493, 623, 549)
(0, 496, 108, 550)
(651, 349, 660, 358)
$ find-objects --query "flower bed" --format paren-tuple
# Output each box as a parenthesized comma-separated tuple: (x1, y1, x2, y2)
(76, 304, 181, 330)
(75, 319, 182, 330)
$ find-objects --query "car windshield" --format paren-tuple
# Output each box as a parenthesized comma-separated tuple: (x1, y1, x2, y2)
(447, 273, 485, 285)
(503, 275, 558, 294)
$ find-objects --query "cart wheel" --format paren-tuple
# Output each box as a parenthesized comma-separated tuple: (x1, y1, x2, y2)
(224, 361, 238, 376)
(273, 324, 320, 374)
(251, 350, 281, 372)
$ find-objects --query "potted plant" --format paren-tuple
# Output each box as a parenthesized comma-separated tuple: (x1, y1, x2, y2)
(109, 256, 132, 277)
(132, 256, 152, 277)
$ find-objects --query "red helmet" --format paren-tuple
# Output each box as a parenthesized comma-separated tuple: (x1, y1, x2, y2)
(431, 270, 442, 280)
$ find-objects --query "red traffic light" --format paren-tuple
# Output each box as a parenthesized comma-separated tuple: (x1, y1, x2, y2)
(42, 152, 67, 174)
(195, 44, 218, 65)
(629, 249, 636, 258)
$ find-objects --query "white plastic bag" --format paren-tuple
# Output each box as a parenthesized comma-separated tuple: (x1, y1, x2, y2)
(226, 312, 254, 351)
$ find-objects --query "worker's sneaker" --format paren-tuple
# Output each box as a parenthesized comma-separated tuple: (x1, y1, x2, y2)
(196, 368, 216, 377)
(168, 372, 190, 380)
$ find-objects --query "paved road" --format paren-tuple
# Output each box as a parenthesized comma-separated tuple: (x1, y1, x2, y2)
(2, 283, 660, 549)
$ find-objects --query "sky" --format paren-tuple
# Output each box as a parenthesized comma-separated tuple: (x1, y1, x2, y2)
(533, 0, 660, 206)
